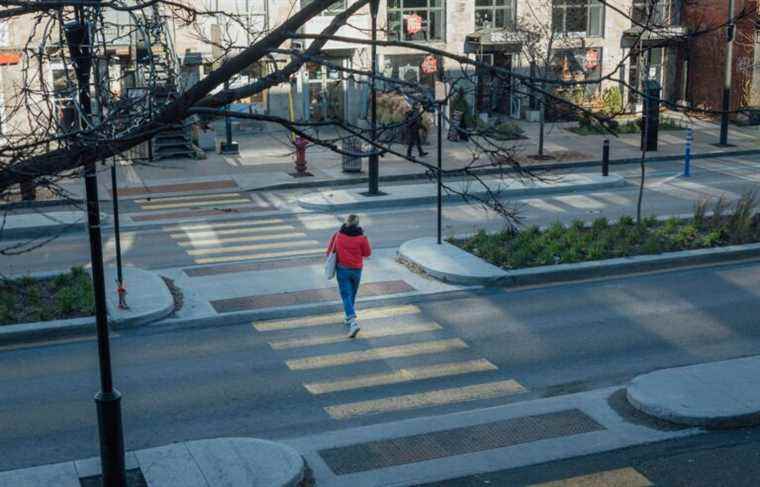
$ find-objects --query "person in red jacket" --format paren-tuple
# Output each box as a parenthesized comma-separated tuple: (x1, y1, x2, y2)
(327, 214, 372, 338)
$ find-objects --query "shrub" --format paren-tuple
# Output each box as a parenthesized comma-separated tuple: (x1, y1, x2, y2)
(694, 199, 709, 230)
(601, 86, 624, 115)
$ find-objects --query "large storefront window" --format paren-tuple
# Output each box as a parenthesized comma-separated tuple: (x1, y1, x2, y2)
(552, 0, 604, 37)
(388, 0, 445, 42)
(382, 54, 438, 93)
(306, 59, 347, 121)
(475, 0, 516, 30)
(551, 48, 603, 97)
(301, 0, 345, 15)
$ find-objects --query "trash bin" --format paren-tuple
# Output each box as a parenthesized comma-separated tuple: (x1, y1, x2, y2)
(342, 137, 363, 173)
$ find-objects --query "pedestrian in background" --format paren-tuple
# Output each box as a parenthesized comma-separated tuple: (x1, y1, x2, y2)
(326, 214, 372, 338)
(404, 102, 428, 159)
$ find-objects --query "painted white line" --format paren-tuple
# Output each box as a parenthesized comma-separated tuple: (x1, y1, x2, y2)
(193, 248, 324, 265)
(135, 193, 243, 204)
(169, 224, 296, 239)
(178, 232, 307, 247)
(140, 198, 252, 210)
(186, 240, 319, 256)
(269, 321, 441, 350)
(163, 218, 285, 232)
(286, 338, 469, 370)
(304, 359, 498, 395)
(324, 379, 526, 419)
(254, 305, 421, 332)
(528, 467, 653, 487)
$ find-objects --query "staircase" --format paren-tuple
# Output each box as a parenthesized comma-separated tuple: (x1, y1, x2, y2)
(136, 5, 196, 160)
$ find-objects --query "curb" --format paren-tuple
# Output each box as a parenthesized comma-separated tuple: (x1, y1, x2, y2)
(0, 267, 175, 345)
(1, 212, 109, 241)
(400, 239, 760, 288)
(498, 243, 760, 287)
(398, 238, 508, 286)
(298, 174, 626, 211)
(626, 357, 760, 429)
(5, 148, 760, 211)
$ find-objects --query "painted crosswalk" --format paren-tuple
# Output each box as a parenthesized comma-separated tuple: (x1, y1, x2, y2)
(528, 467, 652, 486)
(253, 305, 527, 420)
(167, 217, 324, 265)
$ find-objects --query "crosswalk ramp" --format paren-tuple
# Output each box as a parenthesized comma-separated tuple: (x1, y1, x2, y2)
(254, 305, 527, 420)
(166, 217, 324, 265)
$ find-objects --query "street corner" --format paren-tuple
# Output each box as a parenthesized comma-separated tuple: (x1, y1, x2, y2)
(105, 266, 175, 329)
(398, 237, 509, 286)
(625, 355, 760, 429)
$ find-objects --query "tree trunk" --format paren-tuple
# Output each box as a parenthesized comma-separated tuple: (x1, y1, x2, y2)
(19, 179, 36, 201)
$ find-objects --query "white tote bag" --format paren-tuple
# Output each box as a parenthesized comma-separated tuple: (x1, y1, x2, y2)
(324, 233, 337, 280)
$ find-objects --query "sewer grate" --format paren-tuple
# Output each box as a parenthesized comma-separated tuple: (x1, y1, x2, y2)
(319, 409, 604, 475)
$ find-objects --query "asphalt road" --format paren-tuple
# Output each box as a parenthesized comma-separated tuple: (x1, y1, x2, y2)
(1, 156, 759, 275)
(1, 260, 760, 471)
(421, 426, 760, 486)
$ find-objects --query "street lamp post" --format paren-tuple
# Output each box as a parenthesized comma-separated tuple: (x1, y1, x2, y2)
(368, 0, 381, 195)
(720, 0, 735, 146)
(65, 19, 127, 487)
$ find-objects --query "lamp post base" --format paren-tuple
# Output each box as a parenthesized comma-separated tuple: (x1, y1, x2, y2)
(95, 390, 126, 487)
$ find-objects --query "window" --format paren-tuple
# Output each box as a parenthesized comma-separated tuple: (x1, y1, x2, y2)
(552, 0, 604, 37)
(631, 0, 680, 26)
(475, 0, 516, 30)
(551, 48, 603, 96)
(0, 20, 8, 46)
(388, 0, 446, 42)
(302, 0, 346, 15)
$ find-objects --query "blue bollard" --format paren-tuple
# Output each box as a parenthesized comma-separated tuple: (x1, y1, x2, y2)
(684, 128, 693, 177)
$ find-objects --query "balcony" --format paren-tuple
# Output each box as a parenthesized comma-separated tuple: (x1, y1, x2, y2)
(623, 0, 686, 47)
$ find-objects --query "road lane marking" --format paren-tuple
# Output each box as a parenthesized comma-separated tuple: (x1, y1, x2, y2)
(324, 379, 526, 419)
(254, 305, 421, 331)
(286, 338, 468, 370)
(193, 248, 324, 264)
(178, 232, 307, 247)
(186, 240, 319, 256)
(140, 198, 252, 211)
(163, 219, 286, 232)
(528, 467, 652, 487)
(135, 193, 244, 204)
(304, 359, 498, 394)
(169, 225, 296, 239)
(269, 321, 441, 350)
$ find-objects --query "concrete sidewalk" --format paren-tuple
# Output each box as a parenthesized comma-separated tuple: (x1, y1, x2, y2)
(14, 117, 759, 206)
(627, 355, 760, 428)
(297, 174, 625, 211)
(0, 438, 304, 487)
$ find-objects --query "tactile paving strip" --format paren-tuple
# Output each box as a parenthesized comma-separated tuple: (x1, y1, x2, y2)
(319, 409, 604, 475)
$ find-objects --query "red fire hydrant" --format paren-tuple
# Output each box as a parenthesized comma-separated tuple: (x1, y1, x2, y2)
(294, 136, 308, 176)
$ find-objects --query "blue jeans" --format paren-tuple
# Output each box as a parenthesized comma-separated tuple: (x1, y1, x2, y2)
(336, 265, 362, 320)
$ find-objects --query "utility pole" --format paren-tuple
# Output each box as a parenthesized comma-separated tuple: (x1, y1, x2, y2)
(65, 17, 127, 487)
(720, 0, 735, 146)
(367, 0, 381, 195)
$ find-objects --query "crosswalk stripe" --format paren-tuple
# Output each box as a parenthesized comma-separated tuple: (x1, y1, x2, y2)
(528, 467, 652, 487)
(186, 240, 319, 256)
(135, 193, 244, 204)
(163, 219, 285, 232)
(169, 224, 296, 239)
(324, 379, 526, 419)
(178, 232, 307, 247)
(193, 248, 324, 265)
(286, 338, 468, 370)
(304, 359, 498, 395)
(254, 305, 421, 332)
(140, 198, 252, 210)
(269, 321, 442, 350)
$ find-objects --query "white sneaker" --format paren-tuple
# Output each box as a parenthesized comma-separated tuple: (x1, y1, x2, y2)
(348, 320, 360, 338)
(344, 316, 352, 327)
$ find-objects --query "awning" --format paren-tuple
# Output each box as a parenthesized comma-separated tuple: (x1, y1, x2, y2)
(622, 26, 687, 48)
(0, 52, 22, 65)
(464, 29, 525, 55)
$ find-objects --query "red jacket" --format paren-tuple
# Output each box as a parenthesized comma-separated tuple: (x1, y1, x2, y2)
(328, 227, 371, 269)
